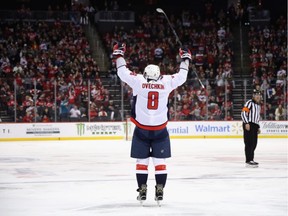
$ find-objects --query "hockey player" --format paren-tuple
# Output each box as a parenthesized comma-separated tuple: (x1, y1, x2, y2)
(113, 42, 191, 204)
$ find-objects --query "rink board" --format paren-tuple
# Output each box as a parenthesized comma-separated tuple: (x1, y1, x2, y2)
(0, 121, 287, 141)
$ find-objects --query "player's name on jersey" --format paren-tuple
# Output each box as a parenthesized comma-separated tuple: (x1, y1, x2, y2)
(142, 83, 165, 89)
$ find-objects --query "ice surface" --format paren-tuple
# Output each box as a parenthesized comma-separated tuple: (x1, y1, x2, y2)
(0, 138, 287, 216)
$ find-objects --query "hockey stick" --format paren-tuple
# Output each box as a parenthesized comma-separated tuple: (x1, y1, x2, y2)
(156, 8, 206, 90)
(156, 8, 182, 47)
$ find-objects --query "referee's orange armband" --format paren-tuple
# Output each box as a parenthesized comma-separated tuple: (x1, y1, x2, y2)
(242, 107, 250, 113)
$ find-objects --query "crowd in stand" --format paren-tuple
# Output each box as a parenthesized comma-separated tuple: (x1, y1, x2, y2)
(0, 20, 121, 122)
(248, 15, 287, 120)
(103, 3, 234, 120)
(0, 1, 286, 122)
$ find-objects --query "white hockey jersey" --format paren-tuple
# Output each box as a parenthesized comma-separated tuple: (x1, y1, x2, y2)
(116, 57, 188, 130)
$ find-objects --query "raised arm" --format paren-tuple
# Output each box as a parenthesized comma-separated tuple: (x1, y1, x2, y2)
(113, 43, 137, 88)
(116, 57, 137, 87)
(170, 48, 191, 89)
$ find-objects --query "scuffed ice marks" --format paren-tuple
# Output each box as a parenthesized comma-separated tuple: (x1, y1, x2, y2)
(0, 157, 39, 163)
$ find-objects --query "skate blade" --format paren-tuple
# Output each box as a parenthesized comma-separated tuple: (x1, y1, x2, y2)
(139, 200, 144, 206)
(155, 196, 163, 207)
(156, 200, 162, 207)
(137, 197, 146, 206)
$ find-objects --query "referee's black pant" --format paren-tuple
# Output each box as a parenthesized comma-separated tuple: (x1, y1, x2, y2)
(243, 122, 259, 162)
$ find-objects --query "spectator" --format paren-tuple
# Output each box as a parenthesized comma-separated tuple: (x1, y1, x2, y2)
(60, 96, 69, 121)
(89, 104, 98, 121)
(217, 27, 226, 40)
(42, 114, 50, 122)
(169, 106, 175, 120)
(266, 84, 276, 103)
(154, 47, 164, 61)
(35, 113, 42, 122)
(276, 66, 286, 87)
(108, 106, 120, 121)
(190, 102, 203, 120)
(69, 105, 81, 121)
(108, 62, 118, 85)
(22, 111, 32, 122)
(13, 63, 23, 74)
(16, 106, 25, 122)
(42, 107, 52, 121)
(266, 103, 275, 120)
(275, 104, 285, 120)
(224, 111, 233, 120)
(7, 95, 16, 115)
(98, 106, 108, 120)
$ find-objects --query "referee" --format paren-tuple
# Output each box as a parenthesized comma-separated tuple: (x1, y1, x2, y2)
(241, 89, 261, 167)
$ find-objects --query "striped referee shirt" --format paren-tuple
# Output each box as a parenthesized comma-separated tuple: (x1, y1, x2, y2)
(241, 99, 261, 125)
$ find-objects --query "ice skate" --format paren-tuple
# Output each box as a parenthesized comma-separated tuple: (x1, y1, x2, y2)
(137, 184, 147, 205)
(246, 161, 258, 168)
(155, 184, 163, 206)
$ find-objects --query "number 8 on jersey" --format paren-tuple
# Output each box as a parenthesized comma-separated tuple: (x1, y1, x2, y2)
(147, 91, 159, 110)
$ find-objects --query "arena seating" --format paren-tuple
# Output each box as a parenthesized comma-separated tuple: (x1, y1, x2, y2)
(0, 20, 118, 122)
(247, 15, 287, 120)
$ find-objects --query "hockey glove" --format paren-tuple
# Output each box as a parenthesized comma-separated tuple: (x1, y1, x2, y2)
(113, 42, 126, 58)
(179, 47, 192, 62)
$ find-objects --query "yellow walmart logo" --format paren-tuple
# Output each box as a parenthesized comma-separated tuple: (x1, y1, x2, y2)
(232, 122, 242, 134)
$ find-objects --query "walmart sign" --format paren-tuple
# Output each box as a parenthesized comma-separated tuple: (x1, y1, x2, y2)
(195, 125, 230, 132)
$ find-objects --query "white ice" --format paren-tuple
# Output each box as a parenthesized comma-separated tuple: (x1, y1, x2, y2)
(0, 138, 287, 216)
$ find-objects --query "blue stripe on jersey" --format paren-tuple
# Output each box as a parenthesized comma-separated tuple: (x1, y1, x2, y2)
(131, 95, 137, 119)
(166, 100, 170, 120)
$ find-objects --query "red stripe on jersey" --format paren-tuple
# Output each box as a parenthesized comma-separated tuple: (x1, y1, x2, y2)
(136, 164, 148, 171)
(130, 117, 167, 131)
(155, 165, 166, 171)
